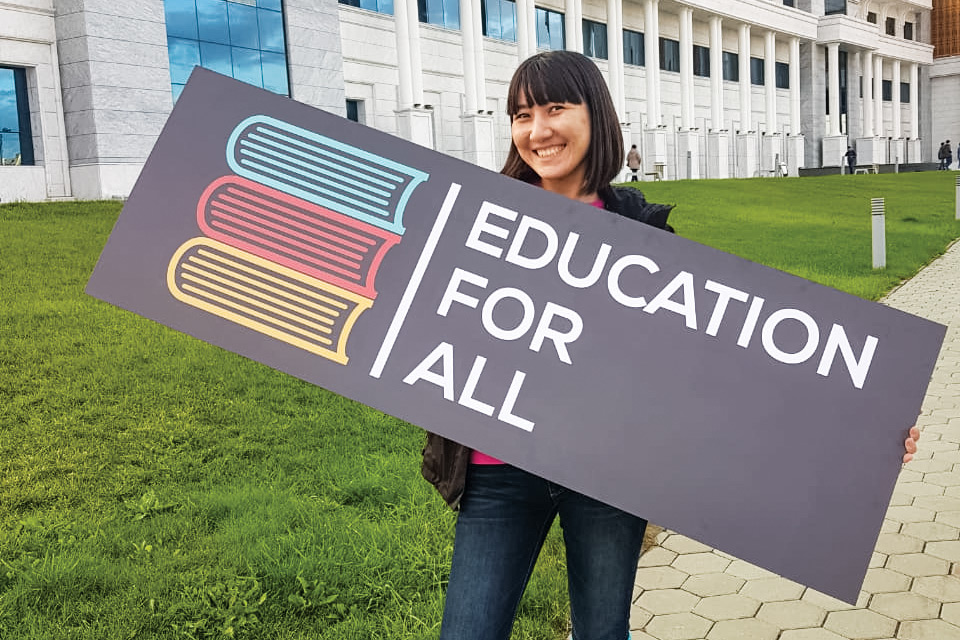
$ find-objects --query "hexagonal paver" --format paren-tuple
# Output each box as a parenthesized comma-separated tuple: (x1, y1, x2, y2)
(898, 619, 960, 640)
(640, 546, 680, 567)
(868, 591, 939, 620)
(861, 567, 912, 593)
(874, 533, 924, 555)
(943, 601, 960, 626)
(644, 612, 713, 640)
(823, 609, 896, 639)
(885, 552, 950, 577)
(906, 459, 953, 474)
(739, 577, 805, 602)
(870, 552, 887, 569)
(630, 605, 654, 630)
(923, 471, 960, 487)
(705, 618, 779, 640)
(778, 630, 848, 640)
(901, 521, 960, 541)
(885, 505, 936, 523)
(671, 552, 731, 575)
(928, 540, 960, 562)
(896, 482, 947, 498)
(724, 560, 776, 580)
(914, 496, 960, 512)
(635, 566, 689, 590)
(693, 594, 760, 621)
(660, 534, 713, 555)
(682, 573, 745, 597)
(880, 519, 901, 534)
(637, 589, 701, 615)
(628, 631, 658, 640)
(913, 575, 960, 601)
(937, 512, 960, 529)
(801, 589, 856, 611)
(756, 600, 826, 629)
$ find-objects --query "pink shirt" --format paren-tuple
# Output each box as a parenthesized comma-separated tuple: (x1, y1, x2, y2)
(470, 196, 605, 465)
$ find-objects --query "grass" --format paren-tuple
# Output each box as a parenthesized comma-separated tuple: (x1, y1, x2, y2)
(1, 171, 959, 639)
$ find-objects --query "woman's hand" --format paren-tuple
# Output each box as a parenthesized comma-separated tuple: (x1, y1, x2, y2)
(903, 425, 920, 463)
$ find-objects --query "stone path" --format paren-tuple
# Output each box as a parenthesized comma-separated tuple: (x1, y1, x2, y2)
(629, 240, 960, 640)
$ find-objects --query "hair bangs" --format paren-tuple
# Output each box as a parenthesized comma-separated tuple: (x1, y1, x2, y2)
(507, 57, 587, 116)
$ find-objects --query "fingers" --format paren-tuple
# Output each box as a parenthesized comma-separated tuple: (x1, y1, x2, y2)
(910, 425, 920, 442)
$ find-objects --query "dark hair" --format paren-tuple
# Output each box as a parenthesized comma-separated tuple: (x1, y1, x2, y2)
(501, 51, 623, 197)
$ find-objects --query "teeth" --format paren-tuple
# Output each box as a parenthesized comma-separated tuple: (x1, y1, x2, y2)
(536, 145, 564, 158)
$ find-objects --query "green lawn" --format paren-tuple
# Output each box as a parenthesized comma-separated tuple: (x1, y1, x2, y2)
(1, 171, 958, 639)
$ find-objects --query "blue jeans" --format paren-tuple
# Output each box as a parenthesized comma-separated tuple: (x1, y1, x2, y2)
(439, 465, 646, 640)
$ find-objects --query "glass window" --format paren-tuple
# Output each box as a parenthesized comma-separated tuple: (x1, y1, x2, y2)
(782, 0, 794, 6)
(482, 0, 516, 41)
(346, 98, 364, 123)
(750, 57, 764, 85)
(0, 67, 34, 166)
(775, 61, 789, 89)
(885, 17, 895, 36)
(659, 37, 679, 72)
(693, 45, 709, 77)
(418, 0, 459, 29)
(582, 19, 607, 60)
(904, 22, 913, 40)
(196, 0, 230, 43)
(824, 0, 846, 15)
(536, 7, 565, 51)
(882, 79, 892, 101)
(163, 0, 290, 100)
(623, 29, 644, 66)
(900, 82, 910, 103)
(867, 12, 877, 24)
(722, 51, 738, 81)
(338, 0, 394, 14)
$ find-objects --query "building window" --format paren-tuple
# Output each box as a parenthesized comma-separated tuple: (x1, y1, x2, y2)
(659, 37, 679, 72)
(418, 0, 459, 29)
(750, 57, 764, 85)
(346, 98, 365, 123)
(885, 17, 896, 36)
(338, 0, 393, 14)
(623, 29, 644, 66)
(482, 0, 516, 41)
(722, 51, 738, 81)
(824, 0, 846, 15)
(866, 12, 877, 24)
(882, 79, 892, 101)
(904, 22, 913, 40)
(775, 61, 789, 88)
(582, 19, 608, 60)
(693, 45, 710, 77)
(782, 0, 794, 6)
(536, 7, 565, 50)
(164, 0, 290, 102)
(0, 67, 34, 166)
(900, 82, 910, 103)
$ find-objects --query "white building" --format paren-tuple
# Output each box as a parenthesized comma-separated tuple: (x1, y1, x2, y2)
(0, 0, 953, 202)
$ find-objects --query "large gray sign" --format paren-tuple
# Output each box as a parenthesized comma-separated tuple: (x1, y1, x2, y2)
(87, 69, 946, 604)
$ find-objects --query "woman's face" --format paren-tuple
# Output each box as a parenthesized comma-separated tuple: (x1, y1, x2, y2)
(511, 97, 592, 199)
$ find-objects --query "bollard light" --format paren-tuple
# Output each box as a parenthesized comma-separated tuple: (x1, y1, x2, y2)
(956, 176, 960, 221)
(872, 198, 886, 269)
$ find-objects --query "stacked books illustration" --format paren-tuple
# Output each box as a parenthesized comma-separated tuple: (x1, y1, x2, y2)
(167, 115, 429, 364)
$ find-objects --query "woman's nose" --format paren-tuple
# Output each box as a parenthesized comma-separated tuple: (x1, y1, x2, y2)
(529, 115, 551, 140)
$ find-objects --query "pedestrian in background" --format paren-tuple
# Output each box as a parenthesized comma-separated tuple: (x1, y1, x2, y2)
(626, 144, 641, 182)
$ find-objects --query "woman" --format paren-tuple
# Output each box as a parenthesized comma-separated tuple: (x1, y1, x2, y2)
(422, 50, 921, 640)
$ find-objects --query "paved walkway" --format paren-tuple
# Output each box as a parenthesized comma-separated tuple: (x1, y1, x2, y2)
(629, 240, 960, 640)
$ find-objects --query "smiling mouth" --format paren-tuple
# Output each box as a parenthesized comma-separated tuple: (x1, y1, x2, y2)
(535, 145, 565, 158)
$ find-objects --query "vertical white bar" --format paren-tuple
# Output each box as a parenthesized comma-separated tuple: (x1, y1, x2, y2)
(872, 198, 886, 269)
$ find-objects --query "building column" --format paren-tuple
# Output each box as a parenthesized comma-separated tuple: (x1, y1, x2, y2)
(873, 54, 883, 138)
(565, 0, 582, 53)
(827, 43, 840, 136)
(738, 23, 751, 131)
(789, 37, 800, 136)
(764, 30, 776, 133)
(709, 16, 724, 130)
(679, 7, 693, 130)
(394, 0, 432, 146)
(607, 0, 625, 119)
(394, 0, 414, 108)
(891, 58, 901, 139)
(909, 62, 919, 138)
(460, 0, 496, 169)
(644, 0, 661, 128)
(862, 50, 874, 137)
(516, 0, 536, 61)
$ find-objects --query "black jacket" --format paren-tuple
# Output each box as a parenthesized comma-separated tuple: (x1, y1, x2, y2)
(421, 185, 674, 509)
